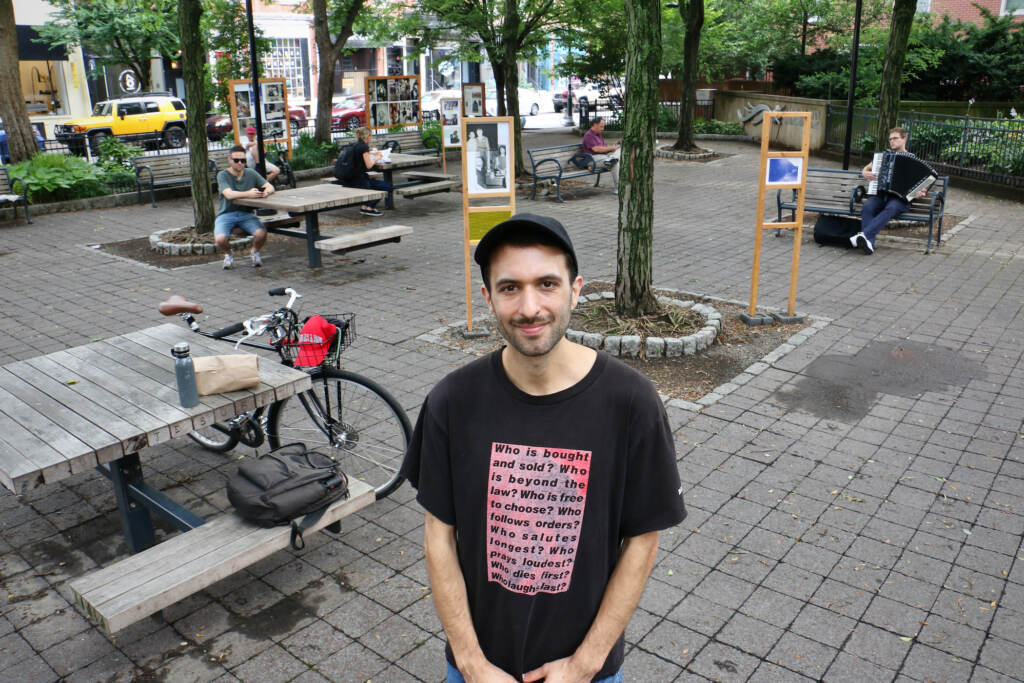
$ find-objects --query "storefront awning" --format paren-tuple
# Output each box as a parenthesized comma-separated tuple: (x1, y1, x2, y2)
(17, 26, 69, 61)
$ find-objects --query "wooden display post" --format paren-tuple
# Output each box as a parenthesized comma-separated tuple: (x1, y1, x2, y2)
(743, 111, 811, 326)
(227, 78, 292, 158)
(461, 116, 515, 337)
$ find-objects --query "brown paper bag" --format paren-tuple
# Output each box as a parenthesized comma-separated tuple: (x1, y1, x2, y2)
(193, 354, 260, 395)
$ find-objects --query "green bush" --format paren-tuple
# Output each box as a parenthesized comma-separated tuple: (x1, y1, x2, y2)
(96, 136, 144, 171)
(693, 119, 744, 135)
(422, 119, 442, 147)
(288, 132, 337, 171)
(8, 153, 109, 204)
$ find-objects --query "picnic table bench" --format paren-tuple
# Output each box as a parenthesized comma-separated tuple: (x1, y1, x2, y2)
(527, 143, 612, 202)
(134, 152, 217, 208)
(776, 167, 949, 254)
(0, 167, 31, 223)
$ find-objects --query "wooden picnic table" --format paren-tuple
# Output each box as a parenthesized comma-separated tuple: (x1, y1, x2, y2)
(0, 323, 312, 551)
(374, 152, 441, 209)
(234, 184, 385, 267)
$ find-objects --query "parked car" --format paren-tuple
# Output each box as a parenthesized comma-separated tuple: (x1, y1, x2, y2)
(55, 92, 187, 155)
(330, 94, 366, 131)
(421, 89, 462, 122)
(0, 119, 45, 163)
(485, 87, 553, 117)
(206, 105, 308, 142)
(553, 80, 623, 113)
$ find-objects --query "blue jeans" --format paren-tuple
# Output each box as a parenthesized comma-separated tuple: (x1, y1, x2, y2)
(348, 175, 393, 209)
(861, 194, 911, 246)
(214, 210, 265, 237)
(446, 661, 622, 683)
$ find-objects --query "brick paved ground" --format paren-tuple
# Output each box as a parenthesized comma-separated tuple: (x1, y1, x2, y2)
(1, 131, 1021, 682)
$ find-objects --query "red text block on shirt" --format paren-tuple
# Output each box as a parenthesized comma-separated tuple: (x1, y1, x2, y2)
(485, 441, 591, 595)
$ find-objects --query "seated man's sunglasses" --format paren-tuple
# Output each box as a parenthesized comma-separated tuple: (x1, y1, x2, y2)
(230, 157, 247, 164)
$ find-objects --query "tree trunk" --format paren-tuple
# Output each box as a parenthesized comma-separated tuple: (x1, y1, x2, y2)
(312, 0, 364, 145)
(616, 0, 661, 317)
(178, 0, 215, 235)
(876, 0, 915, 143)
(0, 0, 39, 163)
(672, 0, 703, 152)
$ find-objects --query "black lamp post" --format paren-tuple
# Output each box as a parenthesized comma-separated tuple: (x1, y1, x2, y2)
(245, 0, 266, 177)
(842, 0, 863, 170)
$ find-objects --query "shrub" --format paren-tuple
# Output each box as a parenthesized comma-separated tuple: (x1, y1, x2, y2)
(8, 153, 109, 204)
(693, 119, 744, 135)
(96, 136, 144, 171)
(288, 132, 337, 170)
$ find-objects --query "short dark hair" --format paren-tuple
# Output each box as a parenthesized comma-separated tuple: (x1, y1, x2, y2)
(591, 117, 604, 127)
(477, 216, 579, 291)
(230, 144, 246, 155)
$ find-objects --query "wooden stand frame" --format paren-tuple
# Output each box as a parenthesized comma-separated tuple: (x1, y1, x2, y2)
(461, 116, 515, 333)
(226, 77, 292, 158)
(748, 111, 811, 319)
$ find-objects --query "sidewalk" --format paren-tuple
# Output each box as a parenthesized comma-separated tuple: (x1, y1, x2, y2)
(0, 134, 1021, 682)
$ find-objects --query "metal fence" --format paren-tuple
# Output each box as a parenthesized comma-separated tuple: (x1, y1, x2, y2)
(825, 105, 1024, 188)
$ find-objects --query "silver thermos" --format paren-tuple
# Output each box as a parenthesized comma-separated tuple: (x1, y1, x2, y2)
(172, 342, 200, 408)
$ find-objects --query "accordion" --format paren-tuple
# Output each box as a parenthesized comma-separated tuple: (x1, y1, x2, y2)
(867, 151, 936, 202)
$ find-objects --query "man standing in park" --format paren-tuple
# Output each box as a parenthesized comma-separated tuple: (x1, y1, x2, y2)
(215, 144, 274, 269)
(853, 126, 929, 255)
(581, 117, 621, 192)
(401, 214, 687, 682)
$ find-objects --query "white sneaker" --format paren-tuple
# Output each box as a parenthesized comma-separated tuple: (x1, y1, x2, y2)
(222, 253, 234, 270)
(251, 251, 263, 268)
(850, 232, 864, 248)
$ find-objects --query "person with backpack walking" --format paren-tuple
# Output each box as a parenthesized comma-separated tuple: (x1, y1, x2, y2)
(334, 126, 391, 217)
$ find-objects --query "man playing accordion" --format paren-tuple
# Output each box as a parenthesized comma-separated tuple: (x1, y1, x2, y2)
(854, 127, 930, 255)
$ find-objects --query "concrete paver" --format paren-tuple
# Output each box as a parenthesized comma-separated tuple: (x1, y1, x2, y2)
(0, 131, 1021, 681)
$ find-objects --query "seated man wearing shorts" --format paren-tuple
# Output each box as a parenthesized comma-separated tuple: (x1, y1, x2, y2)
(215, 145, 274, 269)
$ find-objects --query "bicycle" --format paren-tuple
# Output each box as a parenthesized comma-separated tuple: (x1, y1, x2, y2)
(158, 287, 411, 499)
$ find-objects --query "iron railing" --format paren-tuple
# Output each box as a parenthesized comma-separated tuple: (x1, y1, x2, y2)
(825, 105, 1024, 188)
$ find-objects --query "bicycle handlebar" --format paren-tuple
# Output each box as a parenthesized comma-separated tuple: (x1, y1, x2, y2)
(210, 322, 246, 339)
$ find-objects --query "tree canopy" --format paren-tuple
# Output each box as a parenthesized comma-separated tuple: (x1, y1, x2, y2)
(36, 0, 179, 92)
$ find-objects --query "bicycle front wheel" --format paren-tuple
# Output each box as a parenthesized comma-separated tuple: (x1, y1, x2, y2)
(266, 368, 412, 499)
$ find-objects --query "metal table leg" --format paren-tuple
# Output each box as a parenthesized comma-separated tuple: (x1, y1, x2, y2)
(304, 211, 323, 267)
(107, 453, 156, 553)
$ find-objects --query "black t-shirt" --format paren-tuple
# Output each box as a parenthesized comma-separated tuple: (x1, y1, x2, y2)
(401, 350, 687, 680)
(351, 138, 370, 181)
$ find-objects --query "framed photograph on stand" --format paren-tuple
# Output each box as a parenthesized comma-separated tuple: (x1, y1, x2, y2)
(461, 83, 485, 118)
(227, 77, 292, 157)
(366, 74, 422, 130)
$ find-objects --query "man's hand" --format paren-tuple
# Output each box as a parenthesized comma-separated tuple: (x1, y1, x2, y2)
(458, 658, 519, 683)
(522, 654, 600, 683)
(249, 188, 264, 198)
(263, 184, 275, 197)
(915, 188, 927, 198)
(863, 171, 877, 181)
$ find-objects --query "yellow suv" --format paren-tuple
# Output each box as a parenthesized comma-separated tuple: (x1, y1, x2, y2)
(55, 92, 187, 156)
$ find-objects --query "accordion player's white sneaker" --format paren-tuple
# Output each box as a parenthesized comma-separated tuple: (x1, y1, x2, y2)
(850, 232, 865, 248)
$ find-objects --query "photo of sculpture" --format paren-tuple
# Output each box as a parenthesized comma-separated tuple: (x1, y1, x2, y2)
(766, 157, 803, 185)
(372, 102, 390, 127)
(263, 83, 283, 102)
(234, 90, 251, 118)
(374, 79, 388, 103)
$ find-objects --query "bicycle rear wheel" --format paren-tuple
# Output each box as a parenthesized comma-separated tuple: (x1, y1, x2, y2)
(188, 423, 238, 453)
(266, 368, 411, 499)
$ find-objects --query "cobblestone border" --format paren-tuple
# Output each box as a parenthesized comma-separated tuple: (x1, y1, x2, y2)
(417, 290, 832, 414)
(567, 292, 720, 358)
(655, 145, 716, 161)
(149, 226, 252, 255)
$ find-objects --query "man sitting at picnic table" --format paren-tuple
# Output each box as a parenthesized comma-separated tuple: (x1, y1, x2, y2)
(582, 117, 620, 193)
(215, 144, 274, 270)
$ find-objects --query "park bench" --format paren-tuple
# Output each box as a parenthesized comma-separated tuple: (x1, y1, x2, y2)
(134, 152, 217, 208)
(526, 143, 612, 202)
(776, 167, 949, 254)
(375, 129, 441, 157)
(0, 167, 31, 223)
(70, 478, 374, 633)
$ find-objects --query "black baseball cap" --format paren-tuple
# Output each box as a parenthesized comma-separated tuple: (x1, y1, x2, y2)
(473, 213, 578, 275)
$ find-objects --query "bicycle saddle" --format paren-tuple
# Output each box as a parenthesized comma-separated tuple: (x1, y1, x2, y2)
(158, 295, 204, 316)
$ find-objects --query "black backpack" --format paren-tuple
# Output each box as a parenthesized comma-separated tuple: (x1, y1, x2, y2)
(227, 443, 349, 549)
(334, 143, 357, 182)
